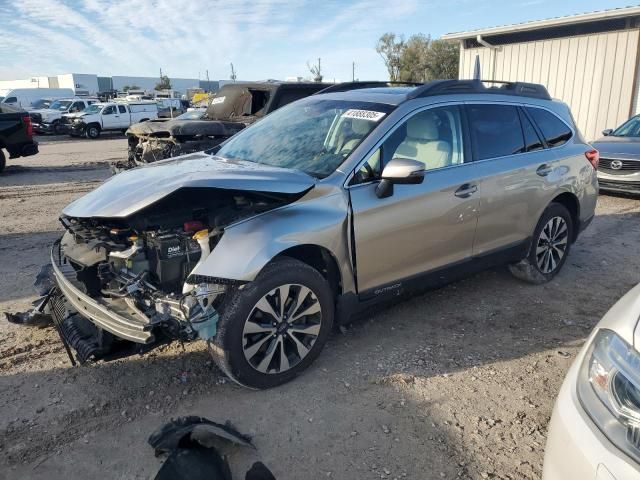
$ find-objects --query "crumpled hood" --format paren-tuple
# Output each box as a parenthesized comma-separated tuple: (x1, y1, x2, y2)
(126, 118, 245, 138)
(62, 152, 316, 218)
(592, 136, 640, 159)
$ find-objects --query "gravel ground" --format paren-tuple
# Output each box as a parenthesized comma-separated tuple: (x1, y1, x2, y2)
(1, 136, 639, 479)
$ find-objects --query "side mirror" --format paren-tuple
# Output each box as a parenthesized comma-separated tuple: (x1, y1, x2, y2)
(602, 128, 613, 136)
(375, 158, 425, 199)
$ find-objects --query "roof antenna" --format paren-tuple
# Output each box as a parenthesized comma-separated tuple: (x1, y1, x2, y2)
(473, 55, 481, 81)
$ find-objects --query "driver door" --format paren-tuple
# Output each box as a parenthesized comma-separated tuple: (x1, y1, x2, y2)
(101, 105, 119, 129)
(348, 104, 481, 295)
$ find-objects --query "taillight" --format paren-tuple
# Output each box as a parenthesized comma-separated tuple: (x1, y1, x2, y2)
(22, 116, 33, 137)
(585, 149, 599, 170)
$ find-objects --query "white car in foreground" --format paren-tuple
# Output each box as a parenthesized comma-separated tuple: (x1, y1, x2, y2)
(544, 283, 640, 479)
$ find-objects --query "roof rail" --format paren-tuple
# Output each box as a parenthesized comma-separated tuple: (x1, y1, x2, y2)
(407, 79, 551, 100)
(314, 81, 423, 95)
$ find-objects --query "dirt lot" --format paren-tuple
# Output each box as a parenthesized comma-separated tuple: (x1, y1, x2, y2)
(1, 136, 639, 480)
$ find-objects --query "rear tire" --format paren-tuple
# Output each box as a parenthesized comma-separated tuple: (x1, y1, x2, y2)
(210, 257, 334, 389)
(0, 150, 6, 174)
(86, 125, 100, 139)
(509, 203, 573, 284)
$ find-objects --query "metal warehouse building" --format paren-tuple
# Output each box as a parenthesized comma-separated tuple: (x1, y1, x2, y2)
(442, 6, 640, 141)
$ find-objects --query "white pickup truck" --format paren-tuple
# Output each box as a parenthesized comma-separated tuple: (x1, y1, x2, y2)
(30, 98, 98, 135)
(65, 101, 158, 138)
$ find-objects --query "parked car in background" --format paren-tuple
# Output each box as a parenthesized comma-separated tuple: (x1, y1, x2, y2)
(30, 98, 54, 110)
(30, 97, 98, 134)
(0, 103, 38, 173)
(156, 98, 190, 118)
(593, 115, 640, 194)
(49, 80, 597, 389)
(0, 88, 75, 109)
(543, 283, 640, 480)
(122, 81, 327, 169)
(65, 101, 158, 138)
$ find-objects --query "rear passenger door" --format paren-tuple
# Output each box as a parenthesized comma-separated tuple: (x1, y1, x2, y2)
(466, 102, 555, 256)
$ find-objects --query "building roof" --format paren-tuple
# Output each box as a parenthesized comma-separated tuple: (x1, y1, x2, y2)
(442, 5, 640, 40)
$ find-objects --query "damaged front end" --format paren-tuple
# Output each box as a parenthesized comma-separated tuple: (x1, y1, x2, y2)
(49, 177, 308, 364)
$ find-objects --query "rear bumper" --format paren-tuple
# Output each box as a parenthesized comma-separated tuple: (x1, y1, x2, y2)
(50, 240, 154, 344)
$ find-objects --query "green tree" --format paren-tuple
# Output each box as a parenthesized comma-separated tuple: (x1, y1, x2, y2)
(155, 75, 171, 91)
(376, 33, 459, 82)
(376, 33, 405, 81)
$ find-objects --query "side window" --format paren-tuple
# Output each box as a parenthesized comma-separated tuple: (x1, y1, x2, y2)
(4, 97, 17, 103)
(103, 106, 115, 115)
(350, 105, 465, 185)
(70, 102, 83, 112)
(526, 107, 572, 147)
(118, 105, 127, 114)
(519, 109, 544, 152)
(467, 104, 524, 160)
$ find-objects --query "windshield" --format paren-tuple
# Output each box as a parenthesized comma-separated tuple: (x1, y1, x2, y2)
(612, 116, 640, 137)
(32, 99, 51, 109)
(214, 98, 393, 178)
(83, 104, 103, 114)
(49, 100, 73, 111)
(177, 110, 205, 120)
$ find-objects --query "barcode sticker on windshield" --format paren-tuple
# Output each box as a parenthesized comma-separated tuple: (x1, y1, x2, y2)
(342, 109, 385, 122)
(211, 96, 226, 105)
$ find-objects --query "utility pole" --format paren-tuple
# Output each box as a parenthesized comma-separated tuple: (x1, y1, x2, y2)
(206, 69, 210, 90)
(230, 63, 237, 82)
(352, 62, 355, 82)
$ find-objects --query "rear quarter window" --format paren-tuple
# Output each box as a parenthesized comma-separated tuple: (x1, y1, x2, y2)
(526, 107, 572, 147)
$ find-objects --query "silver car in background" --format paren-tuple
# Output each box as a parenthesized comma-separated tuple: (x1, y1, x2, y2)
(593, 115, 640, 194)
(49, 80, 598, 389)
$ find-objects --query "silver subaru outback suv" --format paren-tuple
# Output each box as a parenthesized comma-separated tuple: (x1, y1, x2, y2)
(49, 80, 598, 389)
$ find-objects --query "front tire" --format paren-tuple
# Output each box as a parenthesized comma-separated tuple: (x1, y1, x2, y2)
(509, 202, 573, 284)
(210, 257, 334, 389)
(86, 125, 100, 139)
(0, 150, 6, 173)
(53, 121, 64, 135)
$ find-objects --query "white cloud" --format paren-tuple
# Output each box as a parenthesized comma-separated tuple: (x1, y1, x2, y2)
(0, 0, 420, 81)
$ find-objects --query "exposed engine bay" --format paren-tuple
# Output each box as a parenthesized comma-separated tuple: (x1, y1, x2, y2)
(52, 187, 300, 362)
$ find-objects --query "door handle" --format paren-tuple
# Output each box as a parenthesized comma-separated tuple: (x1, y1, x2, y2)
(536, 164, 553, 177)
(454, 184, 478, 198)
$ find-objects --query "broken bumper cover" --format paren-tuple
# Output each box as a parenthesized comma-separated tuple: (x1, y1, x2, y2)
(51, 240, 154, 344)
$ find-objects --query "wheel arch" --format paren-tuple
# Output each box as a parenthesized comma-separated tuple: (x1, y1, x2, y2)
(549, 191, 580, 242)
(273, 244, 343, 299)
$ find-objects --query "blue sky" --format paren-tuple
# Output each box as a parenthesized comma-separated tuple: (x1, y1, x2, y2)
(0, 0, 635, 82)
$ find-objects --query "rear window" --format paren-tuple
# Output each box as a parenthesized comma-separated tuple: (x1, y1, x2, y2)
(526, 107, 572, 147)
(467, 104, 525, 160)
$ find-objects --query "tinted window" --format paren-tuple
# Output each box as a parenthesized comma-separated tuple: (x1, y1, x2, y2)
(103, 106, 115, 114)
(468, 104, 524, 160)
(526, 107, 572, 147)
(118, 105, 127, 114)
(519, 109, 544, 152)
(4, 97, 17, 103)
(70, 102, 84, 112)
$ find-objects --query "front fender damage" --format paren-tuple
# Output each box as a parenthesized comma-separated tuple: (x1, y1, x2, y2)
(45, 172, 314, 365)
